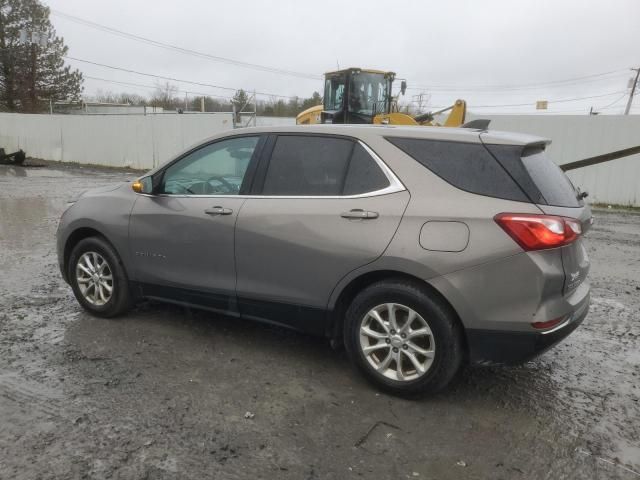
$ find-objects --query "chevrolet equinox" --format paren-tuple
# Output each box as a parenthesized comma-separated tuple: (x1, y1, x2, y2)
(57, 125, 591, 395)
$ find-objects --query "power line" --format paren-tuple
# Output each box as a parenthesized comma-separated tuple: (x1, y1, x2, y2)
(65, 56, 298, 99)
(468, 90, 625, 108)
(84, 75, 234, 100)
(596, 93, 629, 112)
(51, 9, 322, 81)
(406, 69, 629, 92)
(50, 7, 639, 109)
(410, 90, 626, 112)
(412, 91, 625, 108)
(406, 74, 628, 94)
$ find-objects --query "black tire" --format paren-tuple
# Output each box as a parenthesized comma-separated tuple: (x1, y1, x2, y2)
(67, 236, 133, 317)
(344, 279, 463, 396)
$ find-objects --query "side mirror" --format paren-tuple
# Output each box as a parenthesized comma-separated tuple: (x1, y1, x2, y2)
(132, 176, 153, 194)
(400, 80, 407, 96)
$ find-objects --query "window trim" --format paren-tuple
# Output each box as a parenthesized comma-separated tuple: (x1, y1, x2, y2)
(145, 133, 405, 200)
(249, 133, 405, 199)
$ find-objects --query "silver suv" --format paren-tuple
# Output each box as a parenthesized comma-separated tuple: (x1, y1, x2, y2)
(56, 125, 591, 395)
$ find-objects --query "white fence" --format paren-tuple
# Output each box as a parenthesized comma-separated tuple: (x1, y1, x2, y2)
(470, 115, 640, 206)
(0, 112, 234, 170)
(1, 112, 639, 205)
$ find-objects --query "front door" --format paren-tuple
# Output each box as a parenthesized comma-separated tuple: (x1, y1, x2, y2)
(129, 135, 262, 312)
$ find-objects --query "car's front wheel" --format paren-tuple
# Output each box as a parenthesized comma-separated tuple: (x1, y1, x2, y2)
(68, 236, 132, 317)
(344, 279, 463, 396)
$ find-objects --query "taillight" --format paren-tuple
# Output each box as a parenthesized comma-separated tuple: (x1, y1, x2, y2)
(494, 213, 582, 251)
(532, 316, 567, 330)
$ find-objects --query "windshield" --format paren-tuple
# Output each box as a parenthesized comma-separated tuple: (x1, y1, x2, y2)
(348, 72, 389, 116)
(324, 75, 345, 111)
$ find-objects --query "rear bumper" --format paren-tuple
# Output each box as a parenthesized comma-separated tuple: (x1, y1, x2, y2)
(466, 294, 589, 365)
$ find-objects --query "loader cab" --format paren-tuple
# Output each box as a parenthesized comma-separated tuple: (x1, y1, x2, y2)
(322, 68, 395, 124)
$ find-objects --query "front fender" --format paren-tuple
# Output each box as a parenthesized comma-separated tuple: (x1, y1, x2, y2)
(56, 187, 137, 282)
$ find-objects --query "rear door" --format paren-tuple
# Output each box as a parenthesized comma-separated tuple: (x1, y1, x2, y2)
(234, 134, 409, 332)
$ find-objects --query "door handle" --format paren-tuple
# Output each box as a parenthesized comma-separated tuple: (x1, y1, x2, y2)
(204, 206, 233, 216)
(340, 209, 379, 220)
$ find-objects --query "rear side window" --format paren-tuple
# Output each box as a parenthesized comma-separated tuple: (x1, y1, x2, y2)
(520, 148, 581, 207)
(386, 137, 528, 202)
(343, 144, 390, 195)
(262, 136, 390, 196)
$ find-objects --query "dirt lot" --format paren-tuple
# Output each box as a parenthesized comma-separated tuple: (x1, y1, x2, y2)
(0, 163, 639, 480)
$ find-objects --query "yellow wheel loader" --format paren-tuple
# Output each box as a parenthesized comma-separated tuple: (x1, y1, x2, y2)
(296, 68, 466, 127)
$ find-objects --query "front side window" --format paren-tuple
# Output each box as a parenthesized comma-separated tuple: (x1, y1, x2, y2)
(262, 136, 390, 196)
(161, 136, 259, 195)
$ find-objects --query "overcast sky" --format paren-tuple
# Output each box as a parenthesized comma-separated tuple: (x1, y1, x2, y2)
(44, 0, 640, 115)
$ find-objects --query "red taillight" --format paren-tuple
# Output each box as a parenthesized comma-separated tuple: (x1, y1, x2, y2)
(494, 213, 582, 251)
(532, 317, 566, 330)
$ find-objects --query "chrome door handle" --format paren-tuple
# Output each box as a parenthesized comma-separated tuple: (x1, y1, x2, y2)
(204, 206, 233, 216)
(340, 209, 379, 219)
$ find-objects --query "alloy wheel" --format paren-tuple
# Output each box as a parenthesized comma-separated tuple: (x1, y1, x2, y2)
(359, 303, 435, 381)
(75, 251, 114, 306)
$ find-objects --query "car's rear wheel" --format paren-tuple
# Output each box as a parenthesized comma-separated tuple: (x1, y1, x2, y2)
(68, 236, 132, 317)
(344, 279, 463, 396)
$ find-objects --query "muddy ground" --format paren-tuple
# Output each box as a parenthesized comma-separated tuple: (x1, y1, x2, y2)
(0, 163, 638, 480)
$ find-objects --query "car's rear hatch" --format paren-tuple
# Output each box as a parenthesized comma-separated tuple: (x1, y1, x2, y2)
(482, 138, 592, 294)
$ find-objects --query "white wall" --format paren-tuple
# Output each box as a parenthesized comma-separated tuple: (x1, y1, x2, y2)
(2, 112, 639, 205)
(253, 116, 296, 127)
(0, 112, 234, 170)
(469, 115, 640, 206)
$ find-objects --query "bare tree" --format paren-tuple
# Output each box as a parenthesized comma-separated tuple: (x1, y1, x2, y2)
(150, 81, 178, 109)
(87, 89, 146, 105)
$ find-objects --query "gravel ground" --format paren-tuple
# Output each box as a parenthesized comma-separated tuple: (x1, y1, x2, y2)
(0, 163, 639, 480)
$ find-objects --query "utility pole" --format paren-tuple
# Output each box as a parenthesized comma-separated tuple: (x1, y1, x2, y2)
(624, 67, 640, 115)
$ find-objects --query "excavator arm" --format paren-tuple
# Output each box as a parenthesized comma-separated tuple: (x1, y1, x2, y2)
(372, 99, 466, 127)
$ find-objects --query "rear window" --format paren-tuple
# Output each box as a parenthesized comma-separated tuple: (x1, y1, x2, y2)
(520, 148, 581, 207)
(386, 137, 529, 202)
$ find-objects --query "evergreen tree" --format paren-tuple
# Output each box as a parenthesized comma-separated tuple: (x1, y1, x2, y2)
(0, 0, 83, 112)
(232, 89, 250, 112)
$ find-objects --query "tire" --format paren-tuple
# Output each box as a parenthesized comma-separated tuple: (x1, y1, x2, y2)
(67, 236, 133, 317)
(344, 279, 463, 396)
